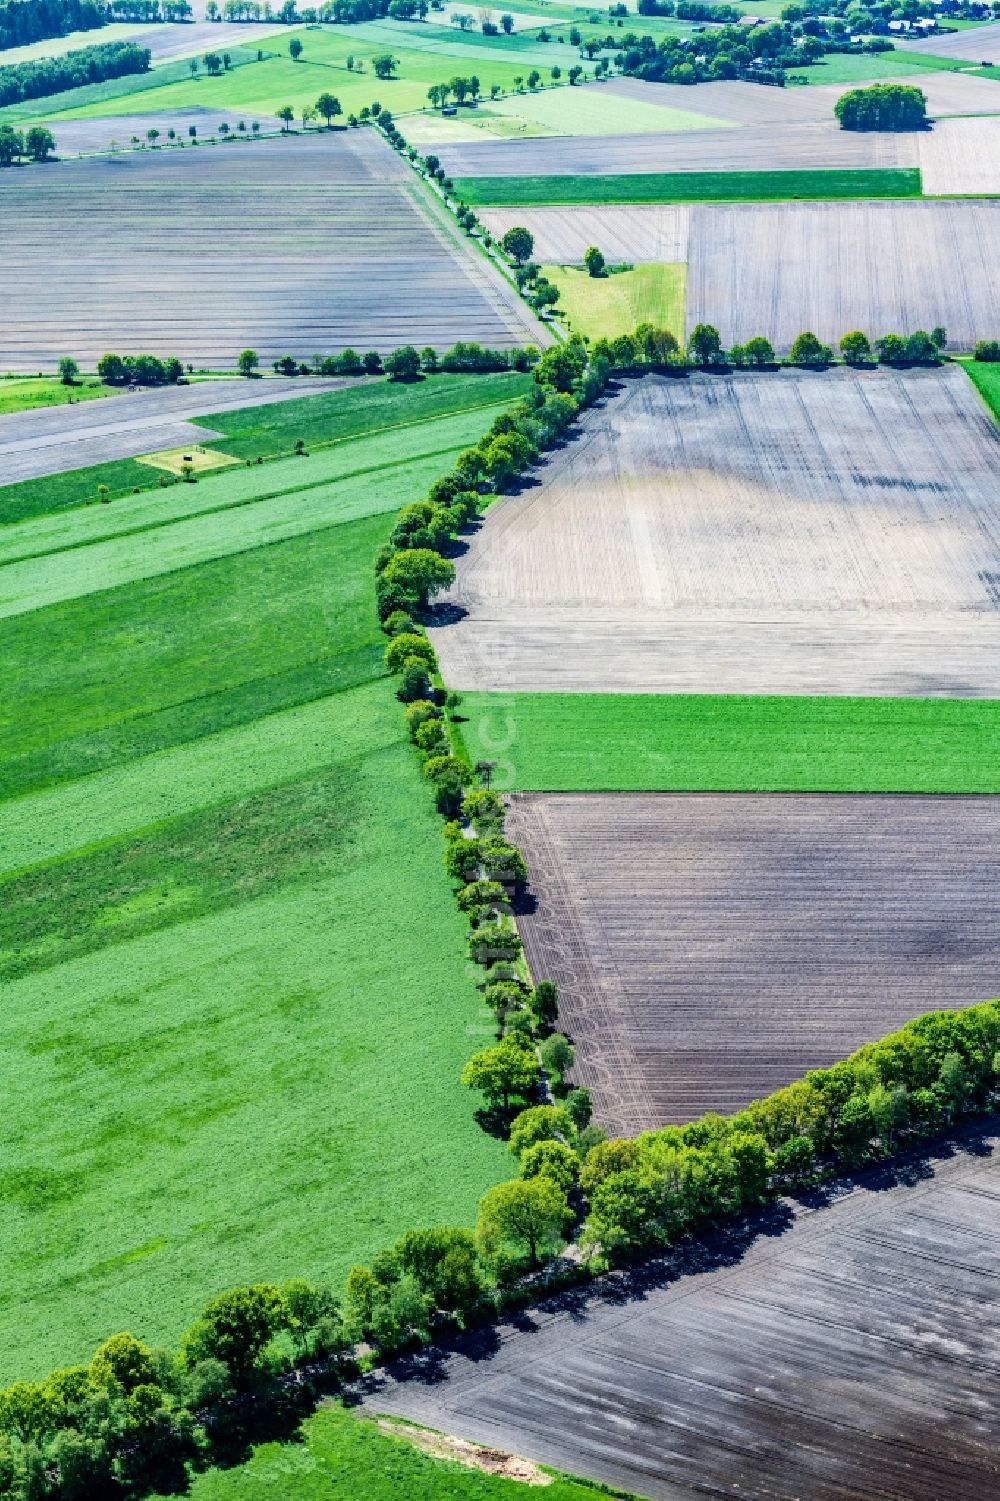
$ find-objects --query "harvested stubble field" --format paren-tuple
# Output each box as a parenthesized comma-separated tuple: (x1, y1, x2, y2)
(685, 200, 1000, 351)
(430, 368, 1000, 698)
(0, 131, 544, 370)
(0, 374, 525, 1379)
(368, 1127, 1000, 1501)
(504, 792, 1000, 1128)
(432, 119, 918, 179)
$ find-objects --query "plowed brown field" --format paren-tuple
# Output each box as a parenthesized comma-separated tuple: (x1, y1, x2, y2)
(504, 791, 1000, 1130)
(367, 1125, 1000, 1501)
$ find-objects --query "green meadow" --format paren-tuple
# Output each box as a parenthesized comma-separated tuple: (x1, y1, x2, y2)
(0, 377, 120, 416)
(456, 167, 923, 205)
(0, 376, 520, 1380)
(457, 692, 1000, 793)
(964, 358, 1000, 425)
(545, 262, 686, 341)
(183, 1405, 631, 1501)
(42, 21, 595, 124)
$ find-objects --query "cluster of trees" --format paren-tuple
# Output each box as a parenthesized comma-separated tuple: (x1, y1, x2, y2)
(0, 123, 54, 163)
(260, 340, 532, 381)
(0, 0, 103, 50)
(974, 338, 1000, 361)
(575, 323, 948, 372)
(582, 1001, 1000, 1256)
(0, 39, 150, 107)
(835, 82, 927, 130)
(615, 21, 812, 85)
(638, 0, 741, 18)
(97, 352, 185, 385)
(213, 0, 299, 18)
(0, 1282, 349, 1499)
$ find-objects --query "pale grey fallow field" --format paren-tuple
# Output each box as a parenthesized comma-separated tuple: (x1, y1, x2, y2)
(504, 792, 1000, 1129)
(430, 368, 1000, 697)
(478, 199, 1000, 351)
(0, 131, 545, 370)
(49, 110, 285, 157)
(367, 1126, 1000, 1501)
(437, 119, 917, 177)
(480, 205, 691, 264)
(897, 17, 1000, 60)
(685, 200, 1000, 351)
(918, 114, 1000, 194)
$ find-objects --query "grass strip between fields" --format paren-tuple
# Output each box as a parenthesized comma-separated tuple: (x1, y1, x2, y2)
(456, 168, 924, 206)
(458, 692, 1000, 793)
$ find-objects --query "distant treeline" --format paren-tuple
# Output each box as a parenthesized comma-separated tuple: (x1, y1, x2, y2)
(0, 0, 189, 51)
(0, 39, 150, 107)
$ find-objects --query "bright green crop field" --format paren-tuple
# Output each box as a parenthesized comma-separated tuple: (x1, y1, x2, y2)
(0, 376, 519, 1381)
(456, 692, 1000, 792)
(182, 1405, 634, 1501)
(43, 21, 595, 124)
(456, 168, 923, 205)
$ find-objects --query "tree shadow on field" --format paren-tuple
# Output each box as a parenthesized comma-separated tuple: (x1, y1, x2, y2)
(789, 1116, 998, 1212)
(352, 1120, 999, 1404)
(426, 601, 468, 626)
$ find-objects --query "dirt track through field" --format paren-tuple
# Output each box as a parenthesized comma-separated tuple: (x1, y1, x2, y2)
(430, 368, 1000, 697)
(366, 1125, 1000, 1501)
(0, 132, 545, 369)
(505, 792, 1000, 1129)
(0, 377, 344, 483)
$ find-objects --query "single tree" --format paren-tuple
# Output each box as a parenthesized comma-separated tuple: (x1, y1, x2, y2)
(25, 125, 55, 161)
(583, 244, 606, 278)
(301, 104, 317, 128)
(500, 225, 534, 265)
(527, 68, 541, 89)
(461, 1039, 538, 1111)
(180, 1285, 288, 1385)
(931, 325, 947, 350)
(277, 105, 295, 131)
(317, 92, 342, 126)
(189, 56, 199, 75)
(373, 53, 398, 78)
(289, 36, 303, 60)
(385, 344, 422, 380)
(58, 356, 79, 385)
(204, 51, 222, 74)
(742, 335, 774, 367)
(237, 348, 259, 377)
(839, 329, 872, 366)
(569, 64, 584, 83)
(789, 329, 832, 367)
(539, 1031, 575, 1081)
(687, 323, 723, 367)
(476, 1177, 569, 1269)
(551, 64, 561, 80)
(500, 10, 514, 29)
